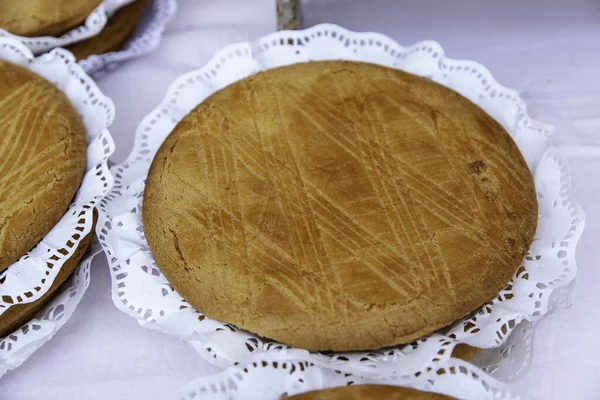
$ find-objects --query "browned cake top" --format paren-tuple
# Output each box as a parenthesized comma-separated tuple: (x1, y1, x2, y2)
(286, 385, 454, 400)
(0, 61, 86, 271)
(67, 0, 147, 61)
(0, 0, 102, 37)
(143, 61, 537, 351)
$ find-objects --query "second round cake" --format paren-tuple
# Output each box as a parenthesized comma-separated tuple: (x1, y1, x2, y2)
(143, 61, 537, 351)
(286, 385, 453, 400)
(0, 61, 87, 272)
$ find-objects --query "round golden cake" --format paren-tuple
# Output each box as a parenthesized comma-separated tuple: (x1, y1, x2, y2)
(0, 61, 86, 272)
(143, 61, 537, 351)
(67, 0, 147, 61)
(0, 0, 102, 37)
(286, 385, 454, 400)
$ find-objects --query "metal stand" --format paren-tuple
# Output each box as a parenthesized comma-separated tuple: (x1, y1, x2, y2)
(277, 0, 301, 30)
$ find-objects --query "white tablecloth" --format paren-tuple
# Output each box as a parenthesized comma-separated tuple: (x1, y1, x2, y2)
(1, 1, 598, 399)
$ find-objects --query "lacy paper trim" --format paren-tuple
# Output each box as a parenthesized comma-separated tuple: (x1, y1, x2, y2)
(0, 248, 98, 378)
(79, 0, 177, 77)
(179, 352, 530, 400)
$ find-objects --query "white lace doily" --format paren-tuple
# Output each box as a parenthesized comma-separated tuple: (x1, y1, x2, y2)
(79, 0, 177, 78)
(0, 247, 99, 378)
(97, 24, 584, 382)
(0, 38, 115, 318)
(0, 0, 136, 55)
(179, 352, 529, 400)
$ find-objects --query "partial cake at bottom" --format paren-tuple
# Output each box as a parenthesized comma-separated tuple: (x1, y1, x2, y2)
(286, 385, 454, 400)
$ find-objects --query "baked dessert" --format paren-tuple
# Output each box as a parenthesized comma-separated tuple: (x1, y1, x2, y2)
(0, 61, 87, 272)
(0, 0, 102, 37)
(143, 61, 537, 351)
(285, 385, 454, 400)
(0, 61, 89, 337)
(67, 0, 147, 61)
(0, 60, 88, 337)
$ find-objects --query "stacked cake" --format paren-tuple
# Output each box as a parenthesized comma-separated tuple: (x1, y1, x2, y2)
(0, 0, 147, 59)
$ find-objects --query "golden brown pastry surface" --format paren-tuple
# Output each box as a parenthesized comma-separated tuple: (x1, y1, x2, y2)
(67, 0, 147, 61)
(0, 0, 102, 37)
(0, 61, 86, 272)
(286, 385, 454, 400)
(143, 61, 538, 351)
